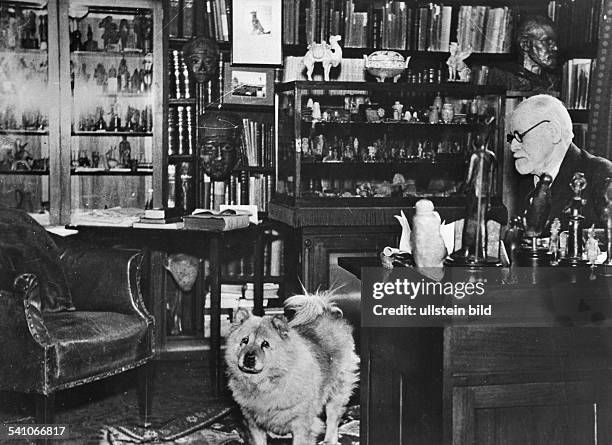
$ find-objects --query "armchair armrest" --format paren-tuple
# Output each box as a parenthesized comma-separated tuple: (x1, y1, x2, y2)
(60, 247, 150, 319)
(0, 274, 49, 392)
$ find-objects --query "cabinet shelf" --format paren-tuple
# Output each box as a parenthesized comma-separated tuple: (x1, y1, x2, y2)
(72, 131, 153, 137)
(306, 121, 485, 130)
(282, 45, 516, 63)
(0, 48, 46, 56)
(276, 81, 506, 95)
(0, 129, 48, 135)
(0, 170, 49, 175)
(70, 169, 153, 176)
(71, 50, 149, 58)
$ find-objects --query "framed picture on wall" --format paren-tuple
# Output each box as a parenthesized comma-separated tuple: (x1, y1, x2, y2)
(222, 63, 275, 106)
(231, 0, 282, 65)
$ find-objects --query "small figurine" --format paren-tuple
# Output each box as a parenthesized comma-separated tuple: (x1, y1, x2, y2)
(446, 42, 472, 82)
(91, 151, 100, 168)
(99, 16, 120, 50)
(83, 24, 98, 51)
(563, 172, 588, 263)
(549, 217, 561, 265)
(411, 199, 447, 280)
(105, 146, 118, 169)
(302, 35, 343, 81)
(392, 101, 403, 120)
(119, 18, 129, 49)
(119, 135, 131, 167)
(585, 225, 600, 265)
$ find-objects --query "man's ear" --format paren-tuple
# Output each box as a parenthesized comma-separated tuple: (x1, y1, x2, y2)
(547, 120, 562, 144)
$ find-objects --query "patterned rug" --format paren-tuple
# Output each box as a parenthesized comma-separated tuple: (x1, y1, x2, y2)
(98, 405, 360, 444)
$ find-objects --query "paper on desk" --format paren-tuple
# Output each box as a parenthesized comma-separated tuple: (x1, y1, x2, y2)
(383, 211, 455, 256)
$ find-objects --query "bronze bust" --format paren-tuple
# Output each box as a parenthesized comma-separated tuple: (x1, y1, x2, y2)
(182, 36, 219, 84)
(198, 111, 242, 181)
(487, 15, 560, 93)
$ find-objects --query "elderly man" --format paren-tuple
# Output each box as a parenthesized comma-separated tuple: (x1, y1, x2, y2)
(487, 15, 560, 93)
(510, 94, 612, 229)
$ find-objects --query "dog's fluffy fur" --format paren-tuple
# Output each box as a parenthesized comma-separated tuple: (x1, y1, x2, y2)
(225, 292, 359, 445)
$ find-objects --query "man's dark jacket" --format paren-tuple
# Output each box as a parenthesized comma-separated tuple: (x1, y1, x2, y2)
(518, 143, 612, 230)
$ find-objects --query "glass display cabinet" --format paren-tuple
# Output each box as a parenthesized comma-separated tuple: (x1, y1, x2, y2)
(0, 0, 55, 225)
(270, 81, 506, 227)
(58, 0, 163, 225)
(269, 81, 506, 291)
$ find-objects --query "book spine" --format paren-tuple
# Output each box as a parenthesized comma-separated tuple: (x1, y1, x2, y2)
(168, 0, 180, 37)
(183, 0, 194, 37)
(240, 170, 249, 204)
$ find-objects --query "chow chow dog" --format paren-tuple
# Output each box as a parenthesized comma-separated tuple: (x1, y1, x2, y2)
(225, 292, 359, 445)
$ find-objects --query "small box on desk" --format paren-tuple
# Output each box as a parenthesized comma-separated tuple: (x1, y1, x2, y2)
(183, 209, 250, 231)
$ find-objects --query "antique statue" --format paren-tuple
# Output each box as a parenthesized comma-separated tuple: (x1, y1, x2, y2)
(83, 24, 98, 51)
(119, 136, 131, 167)
(486, 15, 560, 93)
(523, 173, 553, 239)
(446, 42, 472, 82)
(563, 172, 588, 264)
(182, 36, 219, 84)
(99, 16, 120, 50)
(164, 253, 200, 335)
(303, 35, 343, 81)
(453, 124, 497, 265)
(198, 111, 242, 181)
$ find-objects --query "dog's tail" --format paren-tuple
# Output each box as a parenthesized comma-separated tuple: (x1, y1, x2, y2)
(283, 291, 343, 327)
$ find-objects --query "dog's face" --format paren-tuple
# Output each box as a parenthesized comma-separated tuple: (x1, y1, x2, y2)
(226, 308, 289, 377)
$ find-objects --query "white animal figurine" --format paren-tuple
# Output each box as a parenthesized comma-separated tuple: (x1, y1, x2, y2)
(446, 42, 472, 82)
(302, 35, 343, 81)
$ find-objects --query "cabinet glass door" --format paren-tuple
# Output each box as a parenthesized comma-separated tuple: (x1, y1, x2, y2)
(0, 0, 51, 225)
(63, 0, 158, 225)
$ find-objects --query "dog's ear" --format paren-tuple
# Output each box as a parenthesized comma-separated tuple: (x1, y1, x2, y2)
(330, 306, 344, 319)
(271, 315, 289, 338)
(233, 308, 251, 326)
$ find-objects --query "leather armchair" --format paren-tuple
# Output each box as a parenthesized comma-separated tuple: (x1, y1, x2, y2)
(0, 228, 155, 425)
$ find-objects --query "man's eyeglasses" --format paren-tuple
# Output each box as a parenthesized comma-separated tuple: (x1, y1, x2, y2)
(506, 120, 550, 144)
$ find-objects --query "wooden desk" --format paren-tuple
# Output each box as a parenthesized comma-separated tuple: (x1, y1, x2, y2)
(339, 257, 612, 445)
(68, 223, 272, 394)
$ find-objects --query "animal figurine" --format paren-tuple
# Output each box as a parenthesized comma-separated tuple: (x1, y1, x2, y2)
(446, 42, 472, 82)
(302, 35, 343, 81)
(250, 11, 270, 35)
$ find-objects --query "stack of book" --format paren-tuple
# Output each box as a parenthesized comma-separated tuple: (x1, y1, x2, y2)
(133, 209, 184, 229)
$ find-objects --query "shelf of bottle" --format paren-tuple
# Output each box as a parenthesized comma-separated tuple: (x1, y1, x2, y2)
(70, 168, 153, 176)
(300, 158, 466, 168)
(304, 121, 485, 129)
(0, 129, 48, 135)
(0, 169, 49, 175)
(71, 50, 150, 58)
(168, 98, 197, 106)
(72, 130, 153, 137)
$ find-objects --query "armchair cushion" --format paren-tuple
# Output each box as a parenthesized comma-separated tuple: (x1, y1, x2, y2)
(0, 208, 74, 312)
(43, 311, 150, 386)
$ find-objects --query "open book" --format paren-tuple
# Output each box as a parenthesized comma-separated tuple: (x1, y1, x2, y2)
(183, 209, 250, 231)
